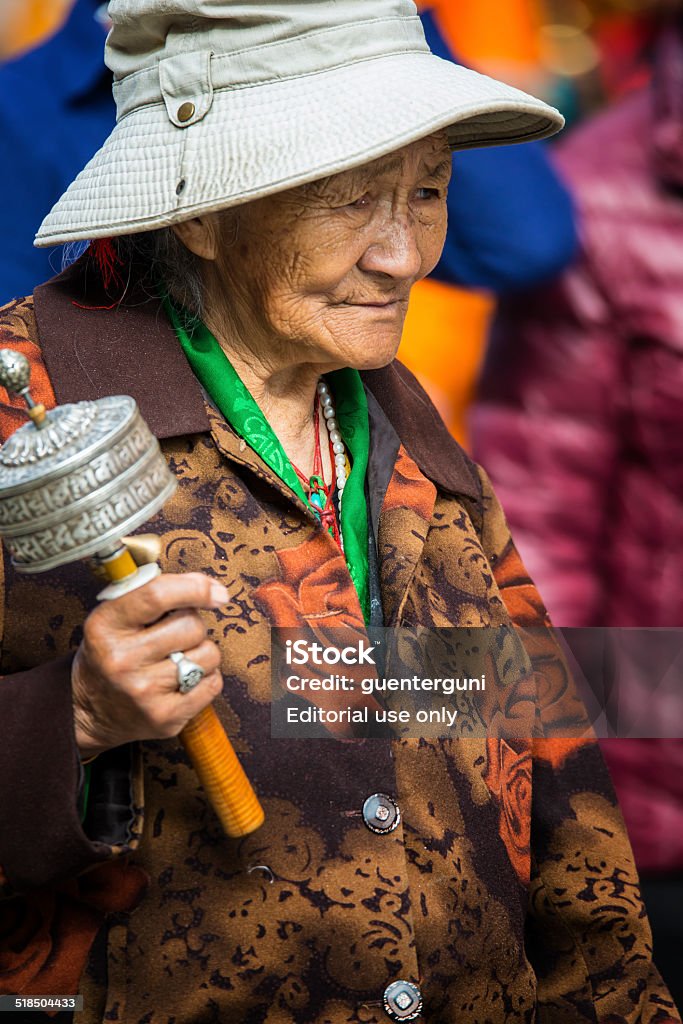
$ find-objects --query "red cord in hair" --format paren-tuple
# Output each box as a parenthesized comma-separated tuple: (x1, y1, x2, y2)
(89, 238, 123, 292)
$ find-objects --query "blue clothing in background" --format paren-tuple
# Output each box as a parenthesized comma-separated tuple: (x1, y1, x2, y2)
(0, 3, 577, 305)
(0, 0, 113, 304)
(421, 9, 579, 292)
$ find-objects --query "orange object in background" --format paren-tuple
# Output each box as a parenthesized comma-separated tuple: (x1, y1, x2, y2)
(0, 0, 73, 59)
(428, 0, 543, 66)
(405, 2, 545, 451)
(398, 279, 495, 450)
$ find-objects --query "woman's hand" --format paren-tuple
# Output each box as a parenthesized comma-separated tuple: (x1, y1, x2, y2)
(71, 573, 229, 759)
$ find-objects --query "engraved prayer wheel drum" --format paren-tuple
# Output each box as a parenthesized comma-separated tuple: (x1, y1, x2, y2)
(0, 353, 176, 572)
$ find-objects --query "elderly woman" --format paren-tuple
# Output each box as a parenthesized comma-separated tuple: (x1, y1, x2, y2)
(0, 2, 678, 1023)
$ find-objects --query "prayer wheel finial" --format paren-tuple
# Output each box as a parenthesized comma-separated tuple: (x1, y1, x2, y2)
(0, 349, 47, 427)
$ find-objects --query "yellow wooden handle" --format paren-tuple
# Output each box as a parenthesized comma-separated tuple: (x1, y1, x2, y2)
(180, 706, 264, 837)
(99, 548, 265, 838)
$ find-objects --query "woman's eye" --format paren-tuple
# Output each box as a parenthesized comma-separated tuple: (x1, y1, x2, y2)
(415, 187, 440, 201)
(349, 193, 372, 208)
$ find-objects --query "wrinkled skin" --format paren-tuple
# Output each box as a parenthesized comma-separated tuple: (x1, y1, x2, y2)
(72, 575, 229, 757)
(73, 132, 452, 757)
(181, 130, 451, 377)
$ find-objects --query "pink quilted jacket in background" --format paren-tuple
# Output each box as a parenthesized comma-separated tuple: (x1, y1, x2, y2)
(473, 21, 683, 873)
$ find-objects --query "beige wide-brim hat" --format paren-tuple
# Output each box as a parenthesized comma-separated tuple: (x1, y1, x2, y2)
(35, 0, 565, 247)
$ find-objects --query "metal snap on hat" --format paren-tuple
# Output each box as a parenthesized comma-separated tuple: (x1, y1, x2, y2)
(35, 0, 564, 247)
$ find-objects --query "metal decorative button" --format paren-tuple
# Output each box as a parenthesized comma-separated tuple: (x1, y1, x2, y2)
(177, 101, 196, 122)
(383, 980, 423, 1021)
(362, 793, 400, 834)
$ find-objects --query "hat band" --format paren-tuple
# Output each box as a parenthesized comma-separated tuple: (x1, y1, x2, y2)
(113, 16, 429, 123)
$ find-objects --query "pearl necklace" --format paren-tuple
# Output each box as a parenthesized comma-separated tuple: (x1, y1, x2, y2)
(317, 379, 347, 507)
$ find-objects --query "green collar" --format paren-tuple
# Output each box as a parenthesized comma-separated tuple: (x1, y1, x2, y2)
(164, 296, 370, 622)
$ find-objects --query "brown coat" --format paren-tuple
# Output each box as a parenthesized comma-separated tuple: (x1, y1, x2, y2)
(0, 260, 678, 1024)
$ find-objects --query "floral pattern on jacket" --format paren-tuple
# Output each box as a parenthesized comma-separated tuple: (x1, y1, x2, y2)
(0, 280, 678, 1024)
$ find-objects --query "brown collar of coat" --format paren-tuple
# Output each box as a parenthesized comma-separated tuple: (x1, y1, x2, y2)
(33, 258, 480, 500)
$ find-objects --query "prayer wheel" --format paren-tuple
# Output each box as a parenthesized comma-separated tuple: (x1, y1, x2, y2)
(0, 348, 264, 838)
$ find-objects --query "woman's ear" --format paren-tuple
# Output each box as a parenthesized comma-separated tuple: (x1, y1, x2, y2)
(171, 215, 220, 261)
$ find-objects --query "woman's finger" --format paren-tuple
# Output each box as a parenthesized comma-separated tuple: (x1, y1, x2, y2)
(140, 641, 224, 736)
(159, 638, 223, 695)
(135, 609, 209, 664)
(160, 669, 225, 738)
(99, 573, 229, 629)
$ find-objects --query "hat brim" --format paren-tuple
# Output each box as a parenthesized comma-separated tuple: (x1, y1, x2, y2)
(35, 52, 564, 247)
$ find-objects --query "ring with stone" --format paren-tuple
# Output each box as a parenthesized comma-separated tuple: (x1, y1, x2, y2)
(169, 650, 206, 693)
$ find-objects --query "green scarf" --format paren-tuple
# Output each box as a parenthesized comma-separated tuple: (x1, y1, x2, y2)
(164, 297, 370, 622)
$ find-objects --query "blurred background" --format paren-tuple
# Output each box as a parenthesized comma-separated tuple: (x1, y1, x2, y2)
(0, 0, 671, 324)
(0, 0, 681, 1011)
(0, 0, 72, 58)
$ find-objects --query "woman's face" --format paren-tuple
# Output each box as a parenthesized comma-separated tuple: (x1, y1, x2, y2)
(203, 132, 451, 371)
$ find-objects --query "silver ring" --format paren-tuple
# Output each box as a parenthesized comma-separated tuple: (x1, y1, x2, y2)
(169, 650, 205, 693)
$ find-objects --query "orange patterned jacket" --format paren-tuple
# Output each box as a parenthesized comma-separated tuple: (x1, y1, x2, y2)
(0, 259, 678, 1024)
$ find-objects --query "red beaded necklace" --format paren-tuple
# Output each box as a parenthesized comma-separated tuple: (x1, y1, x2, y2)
(290, 389, 343, 549)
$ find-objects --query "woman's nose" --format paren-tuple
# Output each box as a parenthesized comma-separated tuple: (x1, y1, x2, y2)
(358, 213, 422, 282)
